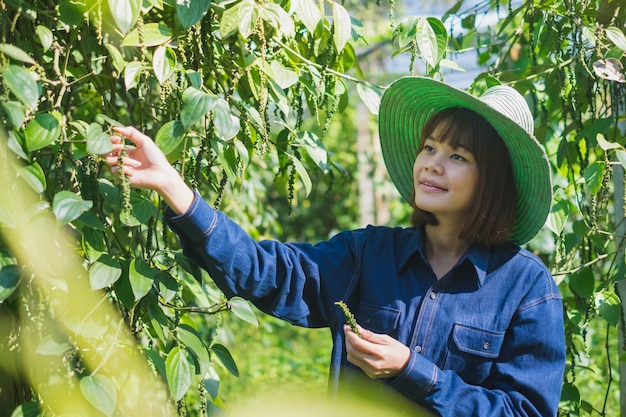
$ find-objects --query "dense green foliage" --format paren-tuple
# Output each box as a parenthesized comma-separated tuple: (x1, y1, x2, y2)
(1, 0, 626, 416)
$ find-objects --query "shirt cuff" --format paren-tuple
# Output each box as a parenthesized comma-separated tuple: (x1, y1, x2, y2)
(388, 349, 438, 400)
(164, 190, 218, 242)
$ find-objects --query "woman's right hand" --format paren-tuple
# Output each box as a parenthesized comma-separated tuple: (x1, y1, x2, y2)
(103, 126, 195, 215)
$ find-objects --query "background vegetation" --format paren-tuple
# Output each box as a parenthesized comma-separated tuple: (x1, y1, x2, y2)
(1, 0, 626, 416)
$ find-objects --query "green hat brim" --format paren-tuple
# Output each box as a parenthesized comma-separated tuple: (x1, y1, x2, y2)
(378, 77, 552, 245)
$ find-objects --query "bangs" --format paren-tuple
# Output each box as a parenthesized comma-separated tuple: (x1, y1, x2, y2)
(420, 107, 482, 153)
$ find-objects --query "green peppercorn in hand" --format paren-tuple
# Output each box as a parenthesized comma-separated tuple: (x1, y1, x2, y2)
(335, 301, 361, 338)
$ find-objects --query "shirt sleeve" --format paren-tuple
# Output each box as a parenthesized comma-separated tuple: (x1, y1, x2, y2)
(164, 191, 359, 328)
(388, 295, 565, 417)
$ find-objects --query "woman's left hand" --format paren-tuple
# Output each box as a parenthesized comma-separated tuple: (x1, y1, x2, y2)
(343, 324, 411, 379)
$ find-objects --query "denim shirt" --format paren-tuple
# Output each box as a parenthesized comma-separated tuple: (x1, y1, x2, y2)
(165, 192, 565, 417)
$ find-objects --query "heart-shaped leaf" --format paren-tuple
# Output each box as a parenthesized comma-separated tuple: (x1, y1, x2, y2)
(53, 191, 93, 224)
(80, 374, 117, 417)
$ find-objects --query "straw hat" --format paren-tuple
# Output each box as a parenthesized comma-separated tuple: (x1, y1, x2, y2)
(378, 77, 552, 245)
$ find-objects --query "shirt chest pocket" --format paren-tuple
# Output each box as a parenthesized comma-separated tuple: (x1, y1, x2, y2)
(357, 302, 401, 337)
(444, 323, 505, 384)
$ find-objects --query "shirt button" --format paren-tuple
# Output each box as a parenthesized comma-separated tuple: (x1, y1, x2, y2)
(483, 342, 490, 350)
(415, 345, 422, 353)
(429, 292, 436, 300)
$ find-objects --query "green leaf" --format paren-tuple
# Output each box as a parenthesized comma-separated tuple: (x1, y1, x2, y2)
(145, 349, 167, 380)
(2, 65, 39, 108)
(180, 87, 218, 129)
(82, 228, 107, 263)
(559, 382, 580, 412)
(113, 272, 135, 310)
(16, 161, 47, 194)
(596, 133, 622, 151)
(166, 346, 192, 401)
(393, 16, 418, 49)
(606, 26, 626, 51)
(58, 0, 87, 26)
(25, 112, 61, 152)
(7, 131, 28, 160)
(0, 44, 35, 65)
(426, 17, 448, 63)
(0, 265, 21, 302)
(53, 191, 93, 224)
(89, 254, 122, 290)
(415, 17, 439, 68)
(79, 374, 117, 417)
(176, 0, 211, 29)
(581, 25, 597, 47)
(439, 58, 465, 71)
(261, 3, 294, 38)
(177, 324, 212, 374)
(76, 211, 105, 232)
(104, 44, 126, 73)
(215, 140, 239, 183)
(583, 161, 604, 195)
(2, 101, 26, 128)
(95, 114, 124, 128)
(210, 343, 239, 377)
(124, 61, 145, 90)
(546, 198, 568, 235)
(121, 23, 172, 47)
(108, 0, 141, 34)
(297, 132, 327, 169)
(35, 333, 71, 356)
(157, 270, 178, 303)
(129, 258, 154, 301)
(213, 99, 240, 141)
(269, 60, 298, 89)
(155, 120, 186, 162)
(294, 0, 322, 33)
(569, 268, 594, 299)
(356, 82, 382, 115)
(332, 1, 351, 52)
(86, 123, 113, 155)
(147, 302, 168, 345)
(202, 366, 221, 400)
(9, 401, 40, 417)
(291, 155, 312, 197)
(595, 290, 621, 326)
(36, 25, 54, 52)
(238, 0, 258, 40)
(228, 297, 258, 326)
(120, 191, 158, 226)
(219, 3, 241, 39)
(153, 45, 177, 84)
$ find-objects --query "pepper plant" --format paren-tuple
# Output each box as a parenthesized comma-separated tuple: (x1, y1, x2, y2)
(0, 0, 430, 415)
(1, 0, 626, 416)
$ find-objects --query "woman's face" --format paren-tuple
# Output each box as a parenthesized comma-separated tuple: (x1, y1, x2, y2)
(412, 137, 479, 224)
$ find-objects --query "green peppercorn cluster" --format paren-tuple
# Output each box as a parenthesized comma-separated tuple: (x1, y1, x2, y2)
(335, 301, 361, 338)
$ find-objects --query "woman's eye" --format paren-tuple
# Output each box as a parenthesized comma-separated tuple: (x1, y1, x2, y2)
(423, 144, 435, 152)
(451, 154, 467, 161)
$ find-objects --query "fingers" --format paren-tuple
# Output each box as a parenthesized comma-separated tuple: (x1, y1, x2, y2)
(104, 126, 146, 166)
(112, 126, 150, 148)
(103, 149, 142, 170)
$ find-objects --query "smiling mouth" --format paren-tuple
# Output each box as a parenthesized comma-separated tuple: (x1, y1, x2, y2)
(419, 180, 447, 191)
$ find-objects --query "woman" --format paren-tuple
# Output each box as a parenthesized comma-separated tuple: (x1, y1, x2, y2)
(105, 77, 565, 416)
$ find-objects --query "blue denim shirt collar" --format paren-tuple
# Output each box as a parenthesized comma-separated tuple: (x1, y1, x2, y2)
(399, 225, 489, 287)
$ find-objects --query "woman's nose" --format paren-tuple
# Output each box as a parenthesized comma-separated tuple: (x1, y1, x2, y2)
(423, 155, 443, 173)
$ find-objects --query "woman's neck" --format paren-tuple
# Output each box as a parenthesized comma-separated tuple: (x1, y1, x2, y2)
(424, 224, 472, 279)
